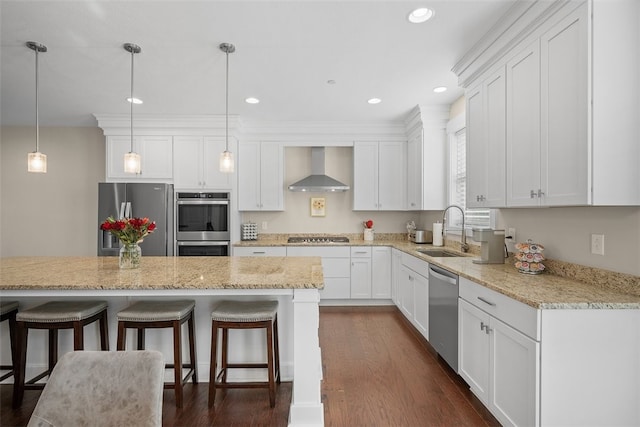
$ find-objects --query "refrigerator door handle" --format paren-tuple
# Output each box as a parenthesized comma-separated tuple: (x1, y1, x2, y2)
(119, 202, 126, 219)
(125, 202, 132, 218)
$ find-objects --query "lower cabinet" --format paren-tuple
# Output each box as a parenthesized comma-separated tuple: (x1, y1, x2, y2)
(350, 247, 372, 299)
(398, 253, 429, 340)
(459, 299, 539, 427)
(391, 248, 403, 306)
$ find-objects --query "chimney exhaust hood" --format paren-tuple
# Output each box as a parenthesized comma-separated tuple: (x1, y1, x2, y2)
(288, 147, 350, 192)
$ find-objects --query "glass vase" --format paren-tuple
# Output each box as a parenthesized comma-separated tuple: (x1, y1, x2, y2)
(119, 242, 141, 269)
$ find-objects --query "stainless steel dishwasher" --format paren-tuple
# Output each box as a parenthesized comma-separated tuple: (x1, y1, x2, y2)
(428, 264, 459, 372)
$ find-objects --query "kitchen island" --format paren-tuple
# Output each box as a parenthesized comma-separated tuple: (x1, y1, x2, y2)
(0, 256, 325, 427)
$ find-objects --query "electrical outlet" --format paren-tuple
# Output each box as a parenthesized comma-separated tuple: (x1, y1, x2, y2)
(507, 227, 516, 241)
(591, 234, 605, 255)
(262, 221, 268, 231)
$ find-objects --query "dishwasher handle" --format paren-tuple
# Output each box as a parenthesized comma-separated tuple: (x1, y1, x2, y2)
(428, 266, 458, 285)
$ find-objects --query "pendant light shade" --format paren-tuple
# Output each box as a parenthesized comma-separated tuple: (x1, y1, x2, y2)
(219, 42, 235, 173)
(124, 43, 142, 174)
(26, 41, 47, 173)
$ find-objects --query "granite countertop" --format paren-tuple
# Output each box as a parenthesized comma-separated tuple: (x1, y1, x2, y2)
(0, 256, 324, 291)
(235, 237, 640, 310)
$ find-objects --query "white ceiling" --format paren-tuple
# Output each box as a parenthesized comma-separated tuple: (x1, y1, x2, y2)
(0, 0, 518, 127)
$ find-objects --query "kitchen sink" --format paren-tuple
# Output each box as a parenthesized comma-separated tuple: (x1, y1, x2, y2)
(416, 249, 465, 257)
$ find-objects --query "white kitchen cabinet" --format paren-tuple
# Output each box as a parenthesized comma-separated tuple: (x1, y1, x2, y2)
(173, 136, 232, 189)
(467, 1, 639, 207)
(466, 65, 506, 208)
(233, 246, 286, 257)
(371, 246, 391, 299)
(398, 253, 429, 340)
(238, 141, 284, 211)
(506, 40, 541, 207)
(106, 135, 173, 181)
(458, 278, 540, 427)
(350, 247, 372, 299)
(353, 141, 406, 211)
(406, 128, 446, 211)
(287, 246, 350, 300)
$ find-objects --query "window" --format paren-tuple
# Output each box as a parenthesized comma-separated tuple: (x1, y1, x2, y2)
(446, 114, 492, 232)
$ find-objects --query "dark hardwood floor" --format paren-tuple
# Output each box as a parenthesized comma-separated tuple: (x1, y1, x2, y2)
(1, 306, 498, 427)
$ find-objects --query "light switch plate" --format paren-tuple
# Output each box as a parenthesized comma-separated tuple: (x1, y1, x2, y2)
(591, 234, 604, 255)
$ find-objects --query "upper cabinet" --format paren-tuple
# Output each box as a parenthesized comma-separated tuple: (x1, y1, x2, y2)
(238, 141, 284, 211)
(466, 66, 506, 208)
(405, 106, 448, 211)
(106, 135, 173, 181)
(353, 141, 406, 211)
(457, 0, 640, 207)
(173, 136, 233, 190)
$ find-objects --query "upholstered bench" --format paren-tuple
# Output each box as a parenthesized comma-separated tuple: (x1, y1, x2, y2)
(27, 350, 164, 427)
(209, 300, 281, 408)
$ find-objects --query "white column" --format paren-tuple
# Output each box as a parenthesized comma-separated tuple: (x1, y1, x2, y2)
(288, 288, 324, 427)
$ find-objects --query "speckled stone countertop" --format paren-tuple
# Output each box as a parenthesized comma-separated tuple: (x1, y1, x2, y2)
(235, 235, 640, 310)
(0, 256, 324, 291)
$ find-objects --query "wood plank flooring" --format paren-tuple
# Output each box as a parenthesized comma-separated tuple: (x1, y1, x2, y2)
(1, 306, 498, 427)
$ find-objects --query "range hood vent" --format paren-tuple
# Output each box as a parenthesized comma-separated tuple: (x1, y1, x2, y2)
(288, 147, 350, 192)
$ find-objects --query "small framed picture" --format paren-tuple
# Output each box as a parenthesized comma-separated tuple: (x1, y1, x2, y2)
(310, 197, 326, 217)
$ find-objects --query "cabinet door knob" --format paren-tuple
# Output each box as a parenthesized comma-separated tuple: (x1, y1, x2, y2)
(530, 190, 537, 198)
(537, 189, 545, 198)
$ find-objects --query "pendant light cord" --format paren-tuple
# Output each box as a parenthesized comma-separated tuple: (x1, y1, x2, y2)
(130, 48, 134, 153)
(35, 46, 40, 153)
(225, 49, 229, 152)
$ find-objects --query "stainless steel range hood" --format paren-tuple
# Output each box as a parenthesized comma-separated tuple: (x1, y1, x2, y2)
(288, 147, 350, 192)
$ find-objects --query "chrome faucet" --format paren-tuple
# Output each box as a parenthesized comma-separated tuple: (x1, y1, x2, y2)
(442, 205, 469, 253)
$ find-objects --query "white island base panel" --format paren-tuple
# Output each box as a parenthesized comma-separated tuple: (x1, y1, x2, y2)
(0, 288, 324, 427)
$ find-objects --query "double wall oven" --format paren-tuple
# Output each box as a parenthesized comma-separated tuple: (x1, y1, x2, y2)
(175, 192, 230, 256)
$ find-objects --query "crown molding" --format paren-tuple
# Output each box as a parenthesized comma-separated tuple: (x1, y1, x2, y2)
(452, 0, 582, 88)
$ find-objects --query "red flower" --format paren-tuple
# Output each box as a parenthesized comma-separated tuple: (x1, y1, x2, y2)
(148, 222, 156, 232)
(99, 216, 156, 245)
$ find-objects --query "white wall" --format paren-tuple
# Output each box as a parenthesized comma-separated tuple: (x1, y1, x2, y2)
(0, 126, 105, 257)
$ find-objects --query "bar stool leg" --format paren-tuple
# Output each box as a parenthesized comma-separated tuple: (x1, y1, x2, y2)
(188, 313, 197, 383)
(266, 322, 276, 408)
(8, 313, 17, 379)
(117, 322, 126, 351)
(274, 316, 281, 383)
(173, 319, 183, 408)
(48, 329, 58, 374)
(137, 327, 145, 350)
(73, 321, 84, 351)
(99, 311, 109, 351)
(221, 328, 229, 384)
(208, 322, 218, 407)
(12, 323, 27, 408)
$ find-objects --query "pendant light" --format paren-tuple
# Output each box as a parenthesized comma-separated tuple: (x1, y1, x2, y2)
(26, 41, 47, 173)
(219, 42, 235, 173)
(123, 43, 142, 174)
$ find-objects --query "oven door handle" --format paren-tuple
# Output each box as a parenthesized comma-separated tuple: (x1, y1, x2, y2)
(177, 241, 229, 246)
(176, 200, 229, 206)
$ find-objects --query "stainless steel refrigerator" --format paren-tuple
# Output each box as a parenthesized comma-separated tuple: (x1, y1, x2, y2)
(97, 183, 174, 256)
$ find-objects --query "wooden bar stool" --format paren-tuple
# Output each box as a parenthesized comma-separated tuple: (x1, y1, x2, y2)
(0, 301, 19, 382)
(116, 300, 197, 408)
(12, 300, 109, 408)
(209, 300, 280, 408)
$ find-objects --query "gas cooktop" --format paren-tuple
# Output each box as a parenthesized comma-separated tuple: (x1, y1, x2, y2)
(287, 236, 350, 244)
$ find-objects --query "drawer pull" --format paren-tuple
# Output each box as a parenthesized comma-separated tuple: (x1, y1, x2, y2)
(253, 251, 266, 254)
(477, 296, 496, 307)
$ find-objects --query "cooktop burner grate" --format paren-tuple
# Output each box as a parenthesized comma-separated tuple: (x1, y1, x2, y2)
(287, 236, 350, 244)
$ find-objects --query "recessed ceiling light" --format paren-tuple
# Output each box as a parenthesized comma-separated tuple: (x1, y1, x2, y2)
(367, 98, 382, 104)
(408, 7, 434, 24)
(433, 86, 447, 93)
(327, 80, 336, 85)
(126, 97, 143, 104)
(245, 97, 260, 104)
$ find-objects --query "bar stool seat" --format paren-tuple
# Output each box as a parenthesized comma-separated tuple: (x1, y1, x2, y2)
(0, 301, 19, 382)
(13, 300, 109, 408)
(117, 300, 197, 408)
(209, 300, 280, 408)
(27, 350, 165, 427)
